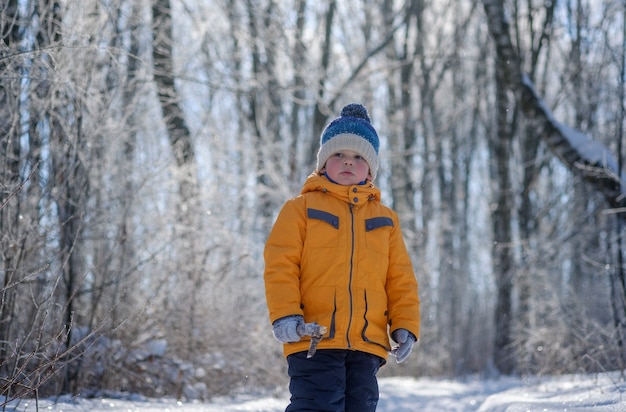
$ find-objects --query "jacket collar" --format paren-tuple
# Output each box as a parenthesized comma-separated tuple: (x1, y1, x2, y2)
(300, 173, 380, 206)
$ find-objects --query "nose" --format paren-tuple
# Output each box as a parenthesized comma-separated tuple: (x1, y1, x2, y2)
(343, 156, 353, 165)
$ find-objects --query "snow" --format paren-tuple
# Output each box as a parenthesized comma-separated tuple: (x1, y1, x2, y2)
(4, 372, 624, 411)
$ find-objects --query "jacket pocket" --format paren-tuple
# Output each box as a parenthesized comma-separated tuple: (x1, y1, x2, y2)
(360, 289, 390, 350)
(364, 217, 392, 258)
(306, 208, 340, 247)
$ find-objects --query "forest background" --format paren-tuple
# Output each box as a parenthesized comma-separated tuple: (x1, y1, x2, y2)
(1, 0, 625, 404)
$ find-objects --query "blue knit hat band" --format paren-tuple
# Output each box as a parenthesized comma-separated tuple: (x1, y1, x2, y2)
(316, 104, 380, 179)
(321, 119, 379, 151)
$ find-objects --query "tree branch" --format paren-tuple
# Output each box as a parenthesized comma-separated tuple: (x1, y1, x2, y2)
(482, 0, 626, 215)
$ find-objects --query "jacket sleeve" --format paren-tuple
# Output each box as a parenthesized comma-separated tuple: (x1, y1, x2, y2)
(264, 197, 307, 324)
(385, 213, 421, 340)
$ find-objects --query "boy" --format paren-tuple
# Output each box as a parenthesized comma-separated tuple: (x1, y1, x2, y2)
(264, 103, 420, 412)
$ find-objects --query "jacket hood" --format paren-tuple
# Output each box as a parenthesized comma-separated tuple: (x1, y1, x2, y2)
(301, 173, 381, 205)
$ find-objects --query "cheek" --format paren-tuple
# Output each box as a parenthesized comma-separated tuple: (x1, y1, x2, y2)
(326, 160, 340, 172)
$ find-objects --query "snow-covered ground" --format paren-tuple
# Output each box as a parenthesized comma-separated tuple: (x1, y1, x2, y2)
(3, 372, 624, 411)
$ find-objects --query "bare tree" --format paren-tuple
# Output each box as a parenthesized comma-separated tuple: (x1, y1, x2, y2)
(1, 0, 100, 398)
(152, 0, 210, 365)
(482, 0, 625, 374)
(0, 0, 25, 377)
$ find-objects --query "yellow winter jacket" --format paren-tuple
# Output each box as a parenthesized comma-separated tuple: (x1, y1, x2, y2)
(264, 173, 420, 360)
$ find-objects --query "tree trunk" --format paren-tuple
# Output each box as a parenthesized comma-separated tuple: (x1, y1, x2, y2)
(490, 36, 515, 375)
(309, 0, 337, 168)
(151, 0, 202, 360)
(289, 0, 307, 182)
(244, 0, 283, 231)
(515, 0, 555, 371)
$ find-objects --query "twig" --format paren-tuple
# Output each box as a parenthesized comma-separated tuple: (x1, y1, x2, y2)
(0, 160, 41, 212)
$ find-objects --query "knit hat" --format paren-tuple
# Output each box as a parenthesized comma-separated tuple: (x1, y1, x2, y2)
(316, 103, 380, 179)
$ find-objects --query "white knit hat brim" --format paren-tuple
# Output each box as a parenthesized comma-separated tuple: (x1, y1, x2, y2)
(316, 133, 379, 179)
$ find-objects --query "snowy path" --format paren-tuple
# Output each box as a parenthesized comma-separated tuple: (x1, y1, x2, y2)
(3, 373, 624, 411)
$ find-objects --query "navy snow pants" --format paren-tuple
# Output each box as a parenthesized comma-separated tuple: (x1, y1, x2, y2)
(285, 349, 384, 412)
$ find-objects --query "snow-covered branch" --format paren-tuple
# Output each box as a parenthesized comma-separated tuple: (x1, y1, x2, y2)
(482, 0, 626, 214)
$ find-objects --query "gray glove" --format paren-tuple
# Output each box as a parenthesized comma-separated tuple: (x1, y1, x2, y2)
(272, 315, 326, 343)
(391, 328, 416, 363)
(273, 315, 305, 343)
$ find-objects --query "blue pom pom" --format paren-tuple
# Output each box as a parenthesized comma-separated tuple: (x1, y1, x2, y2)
(341, 104, 370, 123)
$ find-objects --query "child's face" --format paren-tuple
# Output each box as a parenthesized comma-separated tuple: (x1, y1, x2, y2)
(321, 150, 372, 185)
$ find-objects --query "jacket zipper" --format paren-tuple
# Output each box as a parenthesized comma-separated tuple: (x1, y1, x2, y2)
(346, 203, 355, 348)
